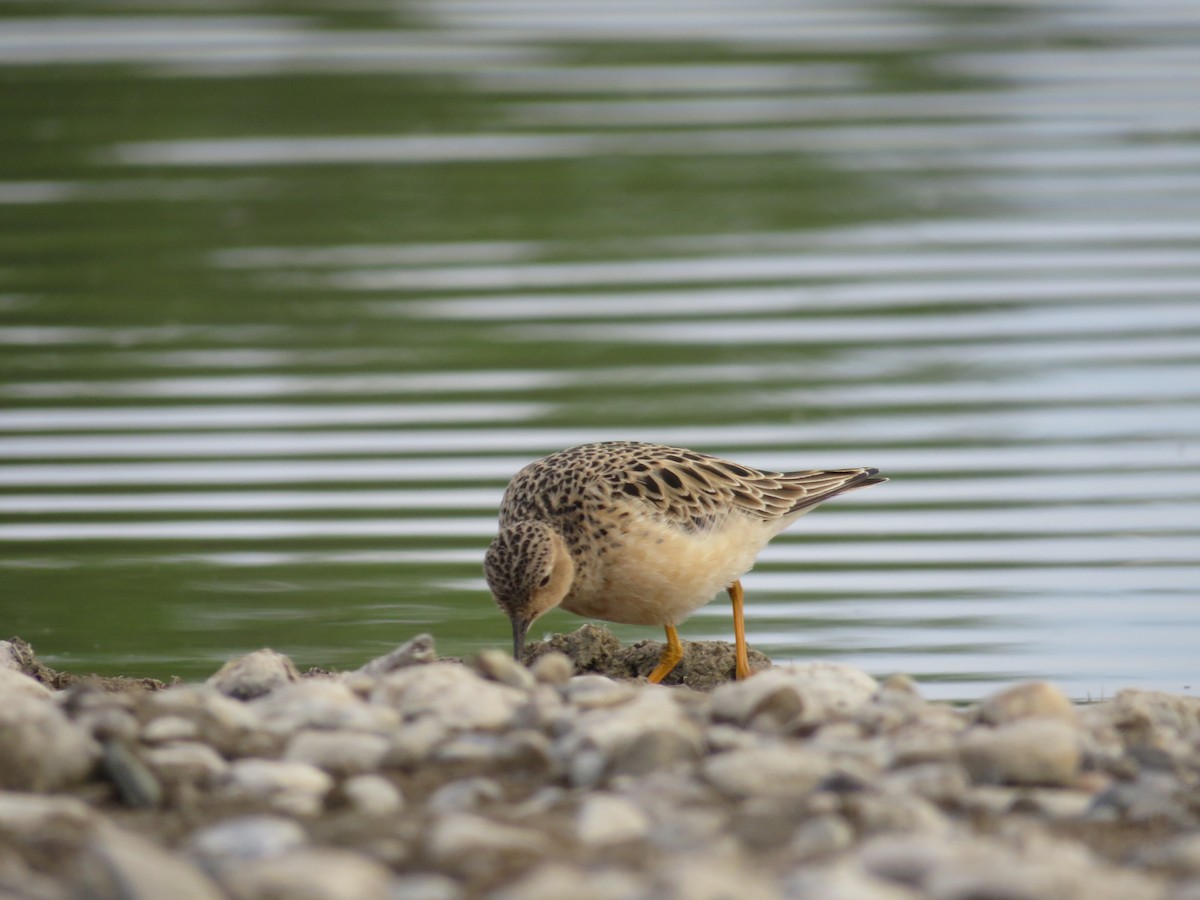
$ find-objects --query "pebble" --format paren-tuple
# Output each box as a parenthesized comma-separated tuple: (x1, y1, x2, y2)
(284, 728, 391, 775)
(142, 741, 229, 786)
(426, 813, 550, 876)
(3, 628, 1200, 900)
(207, 648, 300, 700)
(372, 662, 527, 731)
(0, 693, 99, 791)
(575, 793, 650, 846)
(0, 665, 53, 700)
(702, 744, 831, 798)
(188, 815, 309, 863)
(341, 774, 404, 817)
(474, 648, 537, 691)
(215, 848, 397, 900)
(222, 759, 333, 816)
(959, 718, 1082, 786)
(530, 651, 574, 685)
(977, 680, 1078, 727)
(354, 633, 438, 678)
(85, 827, 224, 900)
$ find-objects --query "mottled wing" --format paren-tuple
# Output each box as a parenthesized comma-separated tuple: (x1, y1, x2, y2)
(597, 444, 883, 532)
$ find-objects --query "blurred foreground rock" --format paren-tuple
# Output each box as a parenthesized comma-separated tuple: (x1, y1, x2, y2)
(1, 630, 1198, 900)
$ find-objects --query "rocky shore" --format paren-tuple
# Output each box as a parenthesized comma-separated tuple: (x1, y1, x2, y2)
(1, 629, 1198, 900)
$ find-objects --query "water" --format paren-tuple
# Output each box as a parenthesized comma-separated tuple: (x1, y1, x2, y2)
(1, 0, 1198, 700)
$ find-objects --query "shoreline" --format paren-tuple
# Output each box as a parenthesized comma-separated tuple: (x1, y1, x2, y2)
(2, 631, 1198, 899)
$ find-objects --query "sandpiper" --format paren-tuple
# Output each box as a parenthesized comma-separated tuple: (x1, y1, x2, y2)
(484, 441, 886, 682)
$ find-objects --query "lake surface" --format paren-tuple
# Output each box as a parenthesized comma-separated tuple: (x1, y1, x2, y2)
(1, 0, 1197, 700)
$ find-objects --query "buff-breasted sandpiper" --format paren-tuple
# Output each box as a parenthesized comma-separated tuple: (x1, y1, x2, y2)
(484, 441, 886, 682)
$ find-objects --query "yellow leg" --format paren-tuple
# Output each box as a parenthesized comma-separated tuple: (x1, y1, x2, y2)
(727, 580, 752, 680)
(646, 624, 684, 683)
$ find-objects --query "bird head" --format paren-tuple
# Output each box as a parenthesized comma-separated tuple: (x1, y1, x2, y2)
(484, 521, 575, 662)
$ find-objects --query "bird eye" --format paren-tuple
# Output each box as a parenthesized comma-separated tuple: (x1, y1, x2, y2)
(538, 574, 551, 587)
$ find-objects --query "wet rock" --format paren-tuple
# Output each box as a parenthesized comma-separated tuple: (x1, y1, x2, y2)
(959, 719, 1082, 786)
(208, 649, 300, 700)
(0, 693, 99, 791)
(215, 848, 396, 900)
(702, 744, 831, 798)
(575, 793, 650, 846)
(341, 774, 404, 817)
(188, 815, 309, 864)
(978, 680, 1078, 727)
(284, 728, 391, 776)
(222, 759, 333, 817)
(474, 648, 536, 691)
(372, 662, 526, 732)
(354, 634, 437, 678)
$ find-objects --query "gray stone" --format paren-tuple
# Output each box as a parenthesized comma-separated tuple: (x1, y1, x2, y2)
(354, 633, 437, 678)
(284, 728, 391, 775)
(978, 681, 1078, 727)
(216, 848, 396, 900)
(0, 693, 99, 791)
(843, 790, 951, 836)
(372, 663, 526, 732)
(702, 744, 831, 798)
(207, 648, 300, 700)
(576, 793, 650, 846)
(188, 815, 309, 863)
(959, 719, 1081, 786)
(341, 774, 404, 817)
